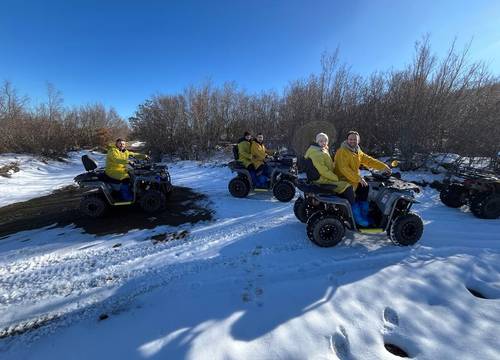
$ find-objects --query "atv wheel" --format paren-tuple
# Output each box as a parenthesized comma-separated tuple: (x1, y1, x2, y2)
(439, 184, 466, 208)
(470, 193, 500, 219)
(139, 190, 166, 213)
(293, 196, 308, 223)
(389, 212, 423, 246)
(228, 177, 250, 198)
(306, 211, 345, 247)
(273, 179, 296, 202)
(80, 194, 108, 218)
(161, 183, 174, 198)
(164, 189, 173, 199)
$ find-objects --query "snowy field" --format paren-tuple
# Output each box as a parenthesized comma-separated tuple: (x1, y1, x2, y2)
(0, 151, 105, 207)
(0, 154, 499, 359)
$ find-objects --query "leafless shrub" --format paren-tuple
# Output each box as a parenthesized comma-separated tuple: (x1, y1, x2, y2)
(132, 38, 499, 160)
(0, 82, 129, 157)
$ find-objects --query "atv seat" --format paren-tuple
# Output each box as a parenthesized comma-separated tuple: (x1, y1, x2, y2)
(229, 160, 252, 171)
(296, 179, 337, 195)
(82, 155, 98, 172)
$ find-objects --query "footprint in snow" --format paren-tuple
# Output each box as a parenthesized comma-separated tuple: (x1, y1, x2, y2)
(383, 306, 399, 328)
(330, 325, 351, 360)
(381, 307, 414, 357)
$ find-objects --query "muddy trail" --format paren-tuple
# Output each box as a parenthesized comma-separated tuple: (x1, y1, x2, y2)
(0, 185, 213, 238)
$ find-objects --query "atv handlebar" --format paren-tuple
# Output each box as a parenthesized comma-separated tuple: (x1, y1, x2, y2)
(128, 158, 167, 171)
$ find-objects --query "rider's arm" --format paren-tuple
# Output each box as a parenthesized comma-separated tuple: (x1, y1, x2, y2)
(128, 151, 147, 160)
(360, 151, 390, 172)
(334, 149, 361, 183)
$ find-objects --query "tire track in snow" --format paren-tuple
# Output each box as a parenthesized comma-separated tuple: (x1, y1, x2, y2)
(0, 204, 297, 331)
(2, 167, 500, 344)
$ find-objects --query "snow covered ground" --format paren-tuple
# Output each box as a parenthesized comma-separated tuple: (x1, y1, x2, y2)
(0, 151, 105, 207)
(0, 156, 499, 359)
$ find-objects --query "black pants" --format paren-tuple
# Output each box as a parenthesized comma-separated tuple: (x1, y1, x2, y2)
(339, 186, 355, 205)
(355, 184, 369, 202)
(338, 184, 368, 206)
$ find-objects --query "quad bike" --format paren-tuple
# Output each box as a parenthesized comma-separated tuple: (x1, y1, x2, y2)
(294, 161, 423, 247)
(228, 152, 298, 202)
(74, 155, 173, 218)
(439, 155, 500, 219)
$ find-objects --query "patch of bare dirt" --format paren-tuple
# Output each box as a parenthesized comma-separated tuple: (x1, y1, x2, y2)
(0, 185, 212, 238)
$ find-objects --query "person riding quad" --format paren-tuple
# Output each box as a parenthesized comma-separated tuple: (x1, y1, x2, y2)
(236, 131, 258, 185)
(305, 133, 364, 216)
(251, 133, 274, 188)
(333, 130, 391, 227)
(105, 138, 149, 200)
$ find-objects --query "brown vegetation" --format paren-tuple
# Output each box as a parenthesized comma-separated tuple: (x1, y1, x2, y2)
(0, 82, 129, 157)
(131, 38, 500, 160)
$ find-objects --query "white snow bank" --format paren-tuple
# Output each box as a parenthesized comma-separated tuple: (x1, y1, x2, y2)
(0, 151, 105, 207)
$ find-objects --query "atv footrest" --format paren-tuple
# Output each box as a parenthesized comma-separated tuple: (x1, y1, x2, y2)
(254, 188, 269, 192)
(359, 228, 384, 234)
(112, 201, 134, 206)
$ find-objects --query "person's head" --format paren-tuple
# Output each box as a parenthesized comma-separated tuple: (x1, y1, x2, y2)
(346, 131, 360, 148)
(115, 138, 127, 151)
(315, 132, 329, 149)
(256, 133, 264, 143)
(244, 131, 252, 141)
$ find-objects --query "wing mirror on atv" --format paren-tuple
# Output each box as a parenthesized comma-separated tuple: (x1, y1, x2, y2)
(390, 160, 399, 168)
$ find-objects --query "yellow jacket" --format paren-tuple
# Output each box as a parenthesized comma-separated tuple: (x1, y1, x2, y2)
(333, 142, 389, 190)
(237, 139, 252, 168)
(105, 145, 145, 181)
(304, 144, 351, 194)
(250, 141, 270, 169)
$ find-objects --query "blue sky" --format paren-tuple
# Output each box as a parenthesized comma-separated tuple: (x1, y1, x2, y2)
(1, 0, 499, 119)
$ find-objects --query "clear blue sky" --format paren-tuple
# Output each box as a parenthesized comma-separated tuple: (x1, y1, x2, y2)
(1, 0, 499, 119)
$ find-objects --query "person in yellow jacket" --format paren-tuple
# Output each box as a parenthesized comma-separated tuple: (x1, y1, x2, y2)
(105, 138, 148, 200)
(105, 138, 148, 181)
(236, 131, 259, 186)
(237, 131, 253, 169)
(333, 130, 391, 226)
(250, 133, 273, 187)
(305, 132, 373, 227)
(304, 133, 351, 195)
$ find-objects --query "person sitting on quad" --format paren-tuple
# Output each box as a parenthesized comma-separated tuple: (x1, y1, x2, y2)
(105, 138, 148, 200)
(236, 131, 253, 168)
(333, 130, 391, 226)
(305, 133, 363, 217)
(235, 131, 259, 185)
(251, 133, 274, 188)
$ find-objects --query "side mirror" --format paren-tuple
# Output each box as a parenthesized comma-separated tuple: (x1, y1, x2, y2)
(390, 160, 399, 168)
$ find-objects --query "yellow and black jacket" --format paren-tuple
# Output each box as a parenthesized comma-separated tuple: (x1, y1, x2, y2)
(333, 141, 389, 190)
(105, 144, 146, 181)
(304, 144, 350, 194)
(250, 141, 271, 169)
(237, 138, 253, 168)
